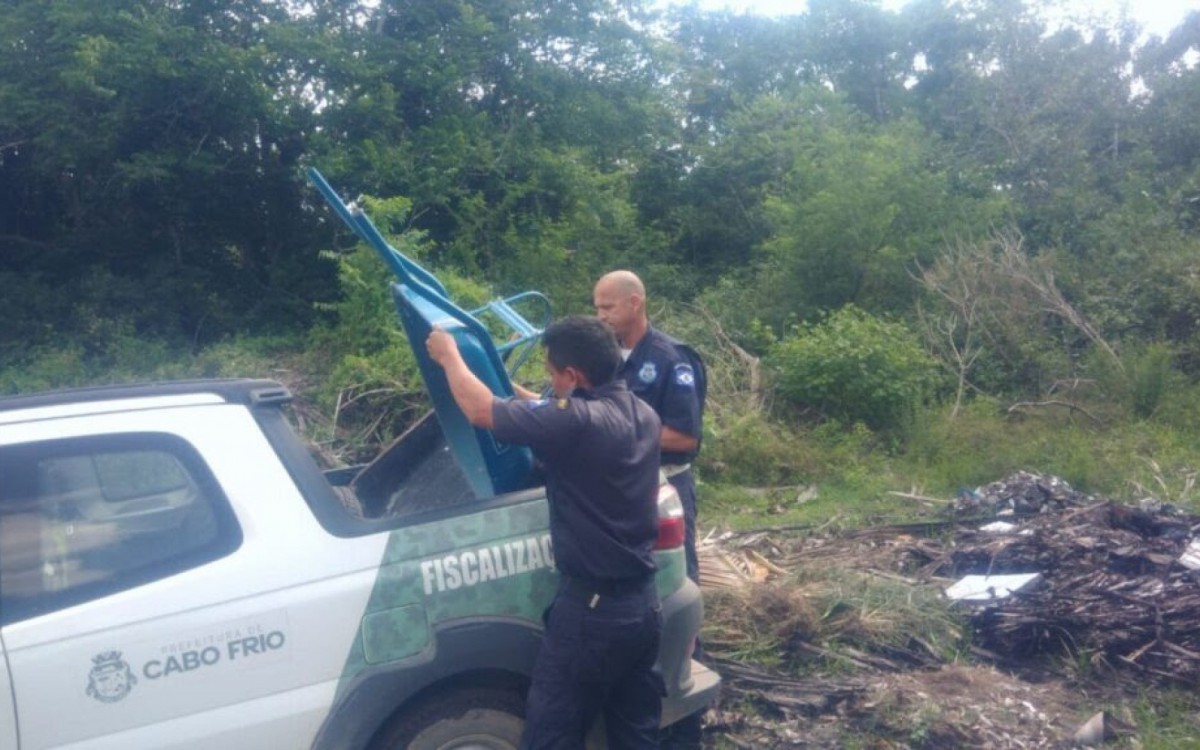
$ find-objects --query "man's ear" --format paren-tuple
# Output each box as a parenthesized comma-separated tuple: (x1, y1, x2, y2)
(565, 366, 589, 390)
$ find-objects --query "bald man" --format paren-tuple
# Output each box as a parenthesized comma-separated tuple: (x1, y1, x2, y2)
(595, 270, 708, 749)
(594, 270, 705, 482)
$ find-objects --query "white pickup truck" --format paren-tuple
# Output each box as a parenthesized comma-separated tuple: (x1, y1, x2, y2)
(0, 378, 718, 749)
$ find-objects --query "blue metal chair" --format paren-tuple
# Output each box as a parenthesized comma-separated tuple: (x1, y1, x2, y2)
(308, 168, 550, 498)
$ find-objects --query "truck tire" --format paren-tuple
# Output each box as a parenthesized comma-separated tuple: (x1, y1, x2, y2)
(374, 686, 525, 750)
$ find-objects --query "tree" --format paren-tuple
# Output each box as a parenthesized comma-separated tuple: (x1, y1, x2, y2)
(0, 0, 334, 360)
(903, 0, 1141, 251)
(746, 95, 1004, 328)
(309, 0, 673, 307)
(803, 0, 909, 121)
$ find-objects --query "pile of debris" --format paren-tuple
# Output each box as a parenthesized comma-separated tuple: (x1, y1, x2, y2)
(927, 473, 1200, 686)
(697, 471, 1200, 746)
(703, 470, 1200, 687)
(953, 470, 1097, 515)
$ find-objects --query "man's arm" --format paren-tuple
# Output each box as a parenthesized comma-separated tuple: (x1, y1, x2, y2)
(661, 425, 698, 453)
(511, 382, 542, 400)
(657, 357, 702, 454)
(426, 328, 496, 428)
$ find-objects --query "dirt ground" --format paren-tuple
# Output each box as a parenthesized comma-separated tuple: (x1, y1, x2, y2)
(702, 661, 1123, 749)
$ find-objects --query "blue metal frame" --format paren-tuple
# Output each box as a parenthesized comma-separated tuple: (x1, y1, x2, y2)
(307, 167, 549, 498)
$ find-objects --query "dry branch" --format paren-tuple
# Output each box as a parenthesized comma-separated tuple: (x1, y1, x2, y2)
(1006, 399, 1104, 425)
(686, 302, 763, 412)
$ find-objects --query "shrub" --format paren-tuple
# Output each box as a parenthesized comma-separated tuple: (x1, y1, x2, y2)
(1128, 343, 1175, 419)
(303, 244, 429, 459)
(700, 411, 811, 485)
(768, 306, 940, 431)
(0, 344, 90, 395)
(1083, 341, 1179, 420)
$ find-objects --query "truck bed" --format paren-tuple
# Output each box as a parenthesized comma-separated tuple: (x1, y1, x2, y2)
(324, 411, 539, 521)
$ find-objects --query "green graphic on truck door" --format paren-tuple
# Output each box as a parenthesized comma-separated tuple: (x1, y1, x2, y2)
(335, 498, 557, 694)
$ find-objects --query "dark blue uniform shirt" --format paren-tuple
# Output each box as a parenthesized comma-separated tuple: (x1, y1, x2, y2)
(492, 380, 660, 584)
(618, 326, 703, 465)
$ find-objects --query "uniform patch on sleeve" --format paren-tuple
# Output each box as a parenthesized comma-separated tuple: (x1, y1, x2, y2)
(673, 363, 696, 387)
(525, 398, 550, 409)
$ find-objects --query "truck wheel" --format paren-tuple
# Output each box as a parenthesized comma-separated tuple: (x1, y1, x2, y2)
(375, 687, 525, 750)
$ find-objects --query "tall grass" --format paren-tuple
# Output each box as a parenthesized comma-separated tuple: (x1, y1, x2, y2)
(698, 385, 1200, 532)
(0, 334, 298, 396)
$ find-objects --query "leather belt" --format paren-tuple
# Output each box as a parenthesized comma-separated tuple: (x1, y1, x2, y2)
(560, 575, 654, 606)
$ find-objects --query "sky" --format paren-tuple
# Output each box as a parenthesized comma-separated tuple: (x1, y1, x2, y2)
(673, 0, 1196, 40)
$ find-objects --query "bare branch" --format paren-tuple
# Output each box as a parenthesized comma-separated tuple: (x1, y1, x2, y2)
(1006, 399, 1104, 426)
(988, 228, 1123, 372)
(913, 240, 989, 419)
(686, 302, 764, 412)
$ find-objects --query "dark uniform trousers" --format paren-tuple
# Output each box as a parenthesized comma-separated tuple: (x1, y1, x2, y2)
(522, 577, 664, 750)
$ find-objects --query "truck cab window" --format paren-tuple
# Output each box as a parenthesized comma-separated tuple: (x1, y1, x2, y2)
(0, 433, 240, 624)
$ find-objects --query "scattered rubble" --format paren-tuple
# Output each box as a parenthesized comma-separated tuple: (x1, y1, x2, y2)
(697, 471, 1200, 747)
(954, 470, 1096, 515)
(926, 498, 1200, 685)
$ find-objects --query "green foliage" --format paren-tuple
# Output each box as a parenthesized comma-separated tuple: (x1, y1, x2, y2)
(756, 110, 1004, 324)
(1126, 690, 1200, 750)
(891, 392, 1200, 514)
(0, 333, 295, 396)
(2, 0, 1198, 413)
(700, 389, 1200, 538)
(1146, 379, 1200, 436)
(691, 276, 779, 356)
(305, 240, 427, 458)
(698, 416, 911, 532)
(927, 400, 1142, 498)
(0, 344, 91, 395)
(1127, 343, 1176, 419)
(0, 0, 336, 360)
(1080, 342, 1180, 420)
(769, 306, 940, 431)
(700, 412, 808, 486)
(488, 153, 672, 314)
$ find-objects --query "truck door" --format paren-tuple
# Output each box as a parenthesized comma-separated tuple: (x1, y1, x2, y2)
(0, 405, 387, 749)
(0, 638, 18, 749)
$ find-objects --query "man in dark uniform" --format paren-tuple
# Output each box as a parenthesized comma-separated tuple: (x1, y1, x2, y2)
(426, 315, 664, 749)
(594, 271, 705, 585)
(595, 270, 707, 750)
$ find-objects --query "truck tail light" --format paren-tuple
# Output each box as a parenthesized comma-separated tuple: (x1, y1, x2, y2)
(655, 477, 686, 550)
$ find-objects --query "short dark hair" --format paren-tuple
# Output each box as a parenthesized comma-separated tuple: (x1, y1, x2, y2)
(542, 315, 621, 387)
